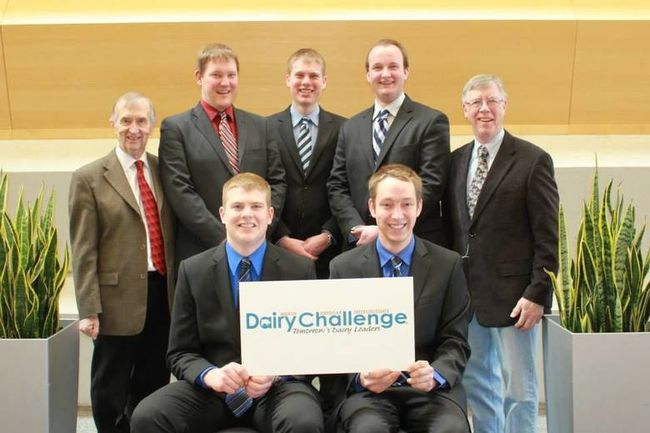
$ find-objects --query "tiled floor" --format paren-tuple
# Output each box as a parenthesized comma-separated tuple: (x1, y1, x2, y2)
(76, 407, 549, 432)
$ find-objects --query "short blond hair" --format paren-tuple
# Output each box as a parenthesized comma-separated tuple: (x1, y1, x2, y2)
(197, 43, 239, 75)
(368, 164, 423, 201)
(287, 48, 326, 75)
(222, 172, 271, 206)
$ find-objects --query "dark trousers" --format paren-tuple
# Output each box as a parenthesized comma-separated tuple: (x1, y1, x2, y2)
(91, 272, 171, 433)
(131, 380, 324, 433)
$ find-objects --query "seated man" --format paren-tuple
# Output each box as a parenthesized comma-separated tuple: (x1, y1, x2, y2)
(327, 164, 471, 433)
(131, 173, 323, 433)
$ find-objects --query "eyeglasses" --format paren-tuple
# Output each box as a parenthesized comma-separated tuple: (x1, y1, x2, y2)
(464, 98, 504, 110)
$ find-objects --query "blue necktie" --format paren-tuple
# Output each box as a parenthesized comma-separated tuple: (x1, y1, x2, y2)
(373, 109, 390, 163)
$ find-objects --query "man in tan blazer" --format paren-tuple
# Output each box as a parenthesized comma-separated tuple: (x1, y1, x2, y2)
(69, 92, 175, 433)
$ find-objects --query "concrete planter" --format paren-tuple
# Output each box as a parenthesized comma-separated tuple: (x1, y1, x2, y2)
(542, 314, 650, 433)
(0, 320, 79, 433)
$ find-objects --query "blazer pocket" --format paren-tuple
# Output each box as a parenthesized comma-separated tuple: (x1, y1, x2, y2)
(496, 261, 531, 277)
(98, 272, 119, 285)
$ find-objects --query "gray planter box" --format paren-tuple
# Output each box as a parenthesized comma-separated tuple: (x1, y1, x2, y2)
(0, 320, 79, 433)
(543, 314, 650, 433)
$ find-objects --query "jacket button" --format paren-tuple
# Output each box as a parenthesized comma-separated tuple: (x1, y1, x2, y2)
(139, 244, 146, 250)
(469, 232, 476, 238)
(139, 273, 146, 279)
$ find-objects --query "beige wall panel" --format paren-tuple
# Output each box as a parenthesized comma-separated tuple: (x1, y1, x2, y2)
(4, 20, 574, 135)
(571, 21, 650, 126)
(0, 28, 11, 131)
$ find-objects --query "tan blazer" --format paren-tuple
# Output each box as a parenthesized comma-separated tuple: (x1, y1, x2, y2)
(69, 150, 175, 336)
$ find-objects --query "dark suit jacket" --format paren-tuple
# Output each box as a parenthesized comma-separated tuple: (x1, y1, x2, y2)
(324, 237, 471, 424)
(448, 130, 559, 327)
(268, 106, 346, 276)
(167, 242, 316, 387)
(328, 95, 450, 246)
(159, 103, 286, 263)
(69, 150, 175, 335)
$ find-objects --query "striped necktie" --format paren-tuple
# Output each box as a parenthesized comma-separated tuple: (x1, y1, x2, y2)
(467, 145, 489, 218)
(297, 117, 313, 172)
(372, 109, 390, 163)
(219, 111, 239, 174)
(391, 256, 403, 277)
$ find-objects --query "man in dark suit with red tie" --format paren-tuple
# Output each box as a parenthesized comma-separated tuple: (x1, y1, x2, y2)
(268, 48, 346, 278)
(131, 173, 323, 433)
(447, 74, 559, 433)
(159, 43, 286, 264)
(69, 92, 175, 433)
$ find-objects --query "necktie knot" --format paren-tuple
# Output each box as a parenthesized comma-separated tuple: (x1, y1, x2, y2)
(391, 256, 403, 277)
(478, 145, 489, 159)
(219, 111, 229, 121)
(301, 117, 310, 127)
(377, 109, 389, 121)
(238, 257, 252, 282)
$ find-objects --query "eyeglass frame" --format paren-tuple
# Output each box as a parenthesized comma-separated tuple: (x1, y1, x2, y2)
(463, 97, 505, 111)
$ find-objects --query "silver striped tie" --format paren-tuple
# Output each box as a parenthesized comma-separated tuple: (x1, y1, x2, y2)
(297, 117, 313, 171)
(373, 109, 390, 163)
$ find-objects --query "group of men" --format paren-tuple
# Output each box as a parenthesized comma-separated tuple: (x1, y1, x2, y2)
(69, 38, 559, 433)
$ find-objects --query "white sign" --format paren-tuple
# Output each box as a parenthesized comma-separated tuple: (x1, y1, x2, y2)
(239, 277, 414, 376)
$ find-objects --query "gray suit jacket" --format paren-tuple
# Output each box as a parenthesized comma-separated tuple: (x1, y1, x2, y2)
(159, 103, 286, 263)
(69, 150, 175, 335)
(167, 242, 316, 386)
(448, 130, 559, 326)
(324, 237, 471, 422)
(328, 95, 450, 246)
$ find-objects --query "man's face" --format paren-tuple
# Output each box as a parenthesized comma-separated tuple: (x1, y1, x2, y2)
(286, 58, 327, 114)
(219, 187, 273, 250)
(112, 99, 152, 159)
(369, 177, 422, 254)
(463, 82, 507, 143)
(196, 58, 239, 111)
(366, 44, 409, 105)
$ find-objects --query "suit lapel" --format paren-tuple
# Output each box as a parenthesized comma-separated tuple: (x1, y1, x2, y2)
(102, 151, 140, 215)
(376, 96, 413, 168)
(410, 238, 432, 303)
(277, 108, 305, 176)
(191, 104, 232, 173)
(360, 107, 375, 170)
(456, 143, 473, 222)
(471, 131, 517, 223)
(361, 245, 383, 278)
(234, 107, 249, 170)
(211, 245, 240, 344)
(307, 109, 334, 178)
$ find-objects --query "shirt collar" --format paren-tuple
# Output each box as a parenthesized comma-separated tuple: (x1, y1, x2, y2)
(472, 128, 505, 159)
(373, 92, 406, 120)
(115, 146, 147, 172)
(200, 99, 235, 122)
(225, 241, 267, 278)
(375, 235, 415, 270)
(290, 104, 320, 128)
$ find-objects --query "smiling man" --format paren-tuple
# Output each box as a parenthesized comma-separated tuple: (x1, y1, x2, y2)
(69, 92, 175, 433)
(159, 43, 286, 265)
(268, 48, 346, 278)
(328, 39, 451, 251)
(131, 173, 323, 433)
(328, 164, 471, 433)
(447, 74, 559, 433)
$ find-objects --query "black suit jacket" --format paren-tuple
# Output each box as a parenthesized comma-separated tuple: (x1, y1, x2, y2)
(159, 103, 286, 263)
(167, 242, 316, 388)
(328, 95, 450, 246)
(448, 130, 559, 327)
(268, 106, 346, 276)
(323, 237, 471, 423)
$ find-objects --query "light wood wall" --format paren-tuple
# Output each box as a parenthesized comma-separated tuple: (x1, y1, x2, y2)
(0, 2, 649, 138)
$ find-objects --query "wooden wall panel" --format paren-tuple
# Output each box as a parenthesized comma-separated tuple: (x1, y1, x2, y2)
(0, 24, 11, 131)
(2, 20, 576, 137)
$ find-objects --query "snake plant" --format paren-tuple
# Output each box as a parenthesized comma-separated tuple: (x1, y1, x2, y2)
(547, 167, 650, 333)
(0, 172, 70, 338)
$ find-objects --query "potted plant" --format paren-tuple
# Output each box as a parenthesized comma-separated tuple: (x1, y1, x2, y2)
(0, 172, 78, 433)
(543, 166, 650, 433)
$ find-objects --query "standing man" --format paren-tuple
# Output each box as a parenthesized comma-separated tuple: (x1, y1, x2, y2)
(160, 43, 286, 264)
(448, 74, 559, 433)
(269, 48, 346, 278)
(328, 39, 450, 249)
(131, 173, 324, 433)
(69, 92, 175, 433)
(328, 164, 471, 433)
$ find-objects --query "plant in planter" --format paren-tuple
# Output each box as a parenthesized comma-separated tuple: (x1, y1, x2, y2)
(542, 166, 650, 433)
(0, 172, 77, 433)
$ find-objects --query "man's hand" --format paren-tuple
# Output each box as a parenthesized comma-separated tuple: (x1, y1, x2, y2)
(351, 225, 379, 246)
(304, 232, 331, 257)
(277, 236, 317, 261)
(510, 297, 544, 330)
(204, 362, 249, 394)
(359, 368, 401, 394)
(79, 315, 99, 340)
(245, 375, 275, 399)
(407, 360, 435, 392)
